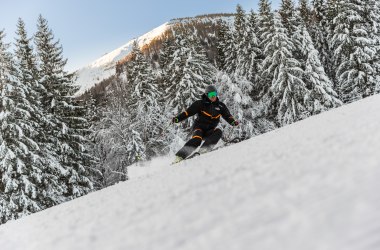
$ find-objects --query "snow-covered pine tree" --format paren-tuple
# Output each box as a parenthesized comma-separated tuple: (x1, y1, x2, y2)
(224, 5, 244, 74)
(310, 0, 326, 36)
(216, 20, 231, 71)
(310, 0, 335, 84)
(129, 41, 160, 106)
(92, 77, 146, 186)
(232, 4, 247, 75)
(364, 0, 380, 92)
(158, 36, 174, 70)
(79, 93, 103, 189)
(0, 29, 10, 90)
(331, 0, 379, 102)
(280, 0, 300, 36)
(236, 10, 262, 84)
(34, 15, 93, 199)
(248, 10, 263, 85)
(216, 71, 257, 141)
(165, 31, 187, 113)
(156, 36, 184, 153)
(0, 22, 61, 224)
(326, 0, 340, 34)
(158, 36, 175, 89)
(166, 30, 215, 115)
(234, 4, 245, 38)
(280, 0, 305, 64)
(299, 26, 342, 113)
(128, 41, 166, 159)
(261, 13, 309, 125)
(257, 0, 275, 98)
(158, 30, 193, 147)
(325, 0, 341, 85)
(258, 0, 273, 39)
(299, 0, 312, 29)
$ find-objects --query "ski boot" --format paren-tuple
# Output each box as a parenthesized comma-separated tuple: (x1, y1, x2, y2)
(171, 155, 184, 165)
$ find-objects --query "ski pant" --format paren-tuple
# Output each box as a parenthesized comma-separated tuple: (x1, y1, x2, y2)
(175, 127, 222, 159)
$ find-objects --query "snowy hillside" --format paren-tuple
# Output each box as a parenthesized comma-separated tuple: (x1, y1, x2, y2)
(73, 22, 171, 96)
(73, 15, 234, 96)
(1, 94, 380, 250)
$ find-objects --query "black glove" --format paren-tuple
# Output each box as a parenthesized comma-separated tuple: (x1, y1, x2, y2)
(172, 117, 179, 123)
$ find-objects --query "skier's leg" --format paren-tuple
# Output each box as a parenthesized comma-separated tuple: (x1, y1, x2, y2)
(200, 128, 222, 152)
(175, 129, 203, 159)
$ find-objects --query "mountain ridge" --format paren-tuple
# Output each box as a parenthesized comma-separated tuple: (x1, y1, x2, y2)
(73, 14, 234, 96)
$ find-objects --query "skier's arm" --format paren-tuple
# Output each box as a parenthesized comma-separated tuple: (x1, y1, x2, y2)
(220, 103, 239, 126)
(173, 100, 202, 123)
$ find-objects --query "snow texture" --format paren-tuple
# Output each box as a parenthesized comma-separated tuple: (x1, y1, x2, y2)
(1, 94, 380, 250)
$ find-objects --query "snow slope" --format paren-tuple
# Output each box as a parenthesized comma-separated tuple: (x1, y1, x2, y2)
(1, 95, 380, 250)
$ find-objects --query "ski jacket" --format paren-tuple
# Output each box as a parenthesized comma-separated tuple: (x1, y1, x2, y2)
(175, 94, 236, 131)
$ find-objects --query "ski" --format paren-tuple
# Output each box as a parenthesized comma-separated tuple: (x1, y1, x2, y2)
(186, 152, 200, 159)
(171, 137, 242, 165)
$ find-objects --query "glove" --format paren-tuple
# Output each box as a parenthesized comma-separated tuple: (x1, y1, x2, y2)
(231, 120, 239, 126)
(172, 117, 179, 123)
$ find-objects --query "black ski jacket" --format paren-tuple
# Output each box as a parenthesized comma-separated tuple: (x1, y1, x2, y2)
(175, 94, 236, 131)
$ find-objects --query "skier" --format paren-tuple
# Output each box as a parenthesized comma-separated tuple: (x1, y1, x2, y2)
(172, 85, 239, 164)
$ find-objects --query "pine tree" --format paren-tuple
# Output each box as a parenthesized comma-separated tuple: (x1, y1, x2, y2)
(216, 72, 256, 140)
(129, 41, 160, 106)
(299, 0, 312, 28)
(164, 31, 186, 113)
(258, 0, 273, 39)
(216, 20, 231, 71)
(225, 5, 245, 74)
(257, 0, 275, 97)
(0, 21, 61, 223)
(331, 0, 379, 102)
(0, 29, 11, 90)
(236, 10, 261, 84)
(261, 13, 309, 125)
(299, 26, 342, 113)
(310, 0, 335, 83)
(34, 15, 93, 198)
(80, 93, 102, 189)
(233, 4, 246, 58)
(128, 41, 165, 159)
(365, 0, 380, 92)
(280, 0, 305, 64)
(92, 79, 135, 186)
(280, 0, 300, 35)
(234, 4, 245, 39)
(158, 36, 175, 89)
(166, 30, 215, 114)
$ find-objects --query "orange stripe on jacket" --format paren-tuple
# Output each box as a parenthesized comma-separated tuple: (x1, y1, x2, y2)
(201, 111, 221, 119)
(192, 135, 203, 140)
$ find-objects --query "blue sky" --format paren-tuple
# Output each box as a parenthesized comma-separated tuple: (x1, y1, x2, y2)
(0, 0, 280, 72)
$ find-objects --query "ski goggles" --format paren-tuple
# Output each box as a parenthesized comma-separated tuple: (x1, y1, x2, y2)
(207, 91, 217, 98)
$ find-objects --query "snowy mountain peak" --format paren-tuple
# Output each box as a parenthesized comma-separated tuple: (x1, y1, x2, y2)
(73, 22, 171, 96)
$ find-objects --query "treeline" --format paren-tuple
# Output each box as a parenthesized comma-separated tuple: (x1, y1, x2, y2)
(0, 16, 96, 224)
